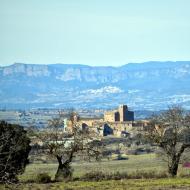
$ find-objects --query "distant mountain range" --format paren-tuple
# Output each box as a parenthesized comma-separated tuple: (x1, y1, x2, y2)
(1, 61, 190, 110)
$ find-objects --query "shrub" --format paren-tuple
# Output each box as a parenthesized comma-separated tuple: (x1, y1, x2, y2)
(81, 171, 128, 181)
(116, 154, 128, 160)
(81, 170, 168, 181)
(82, 171, 106, 181)
(0, 121, 31, 183)
(128, 170, 168, 179)
(110, 171, 128, 180)
(36, 173, 51, 183)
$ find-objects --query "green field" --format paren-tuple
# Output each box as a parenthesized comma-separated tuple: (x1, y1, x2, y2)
(19, 153, 190, 182)
(1, 154, 190, 189)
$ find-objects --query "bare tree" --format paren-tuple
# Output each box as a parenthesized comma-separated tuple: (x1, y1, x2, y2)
(145, 107, 190, 176)
(40, 111, 102, 181)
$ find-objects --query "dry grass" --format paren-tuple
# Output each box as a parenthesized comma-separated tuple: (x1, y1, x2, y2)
(1, 178, 190, 190)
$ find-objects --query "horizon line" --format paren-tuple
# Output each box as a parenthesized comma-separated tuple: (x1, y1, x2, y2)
(1, 60, 190, 68)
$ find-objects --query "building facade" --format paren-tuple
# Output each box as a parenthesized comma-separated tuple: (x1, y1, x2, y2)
(104, 105, 134, 122)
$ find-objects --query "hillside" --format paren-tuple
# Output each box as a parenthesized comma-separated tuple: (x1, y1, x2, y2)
(0, 61, 190, 110)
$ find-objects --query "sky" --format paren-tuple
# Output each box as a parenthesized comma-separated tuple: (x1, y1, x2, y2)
(0, 0, 190, 67)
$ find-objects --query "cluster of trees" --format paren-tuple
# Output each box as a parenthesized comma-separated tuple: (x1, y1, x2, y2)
(0, 107, 190, 184)
(39, 112, 103, 181)
(0, 111, 103, 183)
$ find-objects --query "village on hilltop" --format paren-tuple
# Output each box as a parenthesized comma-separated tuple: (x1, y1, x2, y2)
(66, 104, 148, 137)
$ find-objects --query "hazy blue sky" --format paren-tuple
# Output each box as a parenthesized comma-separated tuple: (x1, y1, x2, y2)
(0, 0, 190, 66)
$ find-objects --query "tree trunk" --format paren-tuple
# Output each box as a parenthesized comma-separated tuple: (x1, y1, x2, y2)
(168, 145, 189, 177)
(168, 156, 180, 177)
(55, 156, 72, 181)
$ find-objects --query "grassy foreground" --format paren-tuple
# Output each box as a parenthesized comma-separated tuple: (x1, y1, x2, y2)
(19, 154, 165, 181)
(1, 154, 190, 189)
(19, 154, 190, 182)
(1, 178, 190, 190)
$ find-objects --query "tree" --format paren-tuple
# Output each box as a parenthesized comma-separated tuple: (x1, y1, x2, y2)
(0, 121, 31, 183)
(40, 112, 102, 181)
(145, 107, 190, 176)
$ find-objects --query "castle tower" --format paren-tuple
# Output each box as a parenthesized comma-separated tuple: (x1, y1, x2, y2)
(104, 104, 134, 122)
(118, 105, 128, 122)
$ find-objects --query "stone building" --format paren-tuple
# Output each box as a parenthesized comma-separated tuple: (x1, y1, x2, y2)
(104, 105, 134, 122)
(66, 104, 136, 137)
